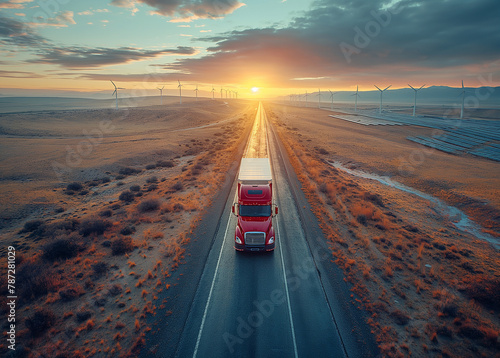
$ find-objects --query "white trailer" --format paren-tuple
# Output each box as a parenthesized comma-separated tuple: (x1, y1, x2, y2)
(238, 158, 272, 185)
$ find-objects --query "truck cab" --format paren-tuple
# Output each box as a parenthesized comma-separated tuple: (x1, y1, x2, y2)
(232, 158, 278, 252)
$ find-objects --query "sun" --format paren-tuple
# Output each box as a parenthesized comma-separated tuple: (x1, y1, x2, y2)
(251, 87, 259, 93)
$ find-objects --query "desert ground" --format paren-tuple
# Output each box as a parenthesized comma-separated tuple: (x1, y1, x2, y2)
(266, 102, 499, 357)
(0, 98, 498, 357)
(0, 98, 257, 356)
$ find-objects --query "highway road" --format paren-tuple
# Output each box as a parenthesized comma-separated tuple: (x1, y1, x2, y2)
(143, 102, 378, 357)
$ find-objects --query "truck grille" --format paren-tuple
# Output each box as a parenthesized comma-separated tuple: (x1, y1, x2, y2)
(245, 232, 266, 246)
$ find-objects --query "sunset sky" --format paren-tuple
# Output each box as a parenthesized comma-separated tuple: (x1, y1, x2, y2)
(1, 0, 499, 98)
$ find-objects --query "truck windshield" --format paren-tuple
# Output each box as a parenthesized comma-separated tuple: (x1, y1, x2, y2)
(239, 205, 271, 217)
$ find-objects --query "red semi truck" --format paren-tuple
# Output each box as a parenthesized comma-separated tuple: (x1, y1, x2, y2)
(232, 158, 278, 252)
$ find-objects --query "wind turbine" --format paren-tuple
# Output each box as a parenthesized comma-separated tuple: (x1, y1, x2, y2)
(374, 84, 391, 113)
(235, 91, 238, 99)
(351, 85, 360, 112)
(225, 89, 228, 99)
(328, 90, 338, 110)
(317, 89, 321, 108)
(211, 86, 215, 100)
(194, 84, 199, 100)
(110, 80, 125, 110)
(157, 85, 165, 105)
(408, 84, 425, 117)
(305, 91, 308, 107)
(220, 87, 224, 99)
(459, 80, 466, 119)
(177, 80, 183, 104)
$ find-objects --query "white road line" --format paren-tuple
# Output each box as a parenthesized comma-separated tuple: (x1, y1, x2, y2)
(192, 200, 234, 358)
(276, 214, 299, 358)
(266, 106, 299, 358)
(266, 105, 298, 358)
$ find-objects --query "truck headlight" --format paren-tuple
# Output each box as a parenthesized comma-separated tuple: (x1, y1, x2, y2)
(268, 236, 274, 244)
(235, 236, 242, 244)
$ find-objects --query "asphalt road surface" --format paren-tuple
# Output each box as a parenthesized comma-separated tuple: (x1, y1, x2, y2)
(144, 102, 378, 358)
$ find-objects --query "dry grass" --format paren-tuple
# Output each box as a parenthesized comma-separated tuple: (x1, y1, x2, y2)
(269, 104, 500, 358)
(0, 103, 269, 357)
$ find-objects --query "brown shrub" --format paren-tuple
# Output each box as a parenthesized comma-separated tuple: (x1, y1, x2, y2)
(137, 198, 161, 213)
(79, 217, 112, 236)
(172, 181, 183, 191)
(108, 284, 123, 296)
(59, 284, 84, 301)
(43, 238, 80, 262)
(111, 236, 135, 255)
(463, 276, 500, 311)
(119, 190, 135, 202)
(18, 261, 57, 302)
(362, 192, 385, 207)
(25, 309, 56, 337)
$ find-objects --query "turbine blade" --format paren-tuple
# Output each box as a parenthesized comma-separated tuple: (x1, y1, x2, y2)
(408, 84, 416, 90)
(374, 85, 382, 91)
(384, 85, 392, 91)
(419, 84, 426, 90)
(110, 80, 117, 89)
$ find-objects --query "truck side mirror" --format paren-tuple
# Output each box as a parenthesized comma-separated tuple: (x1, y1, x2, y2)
(232, 203, 238, 216)
(274, 206, 278, 216)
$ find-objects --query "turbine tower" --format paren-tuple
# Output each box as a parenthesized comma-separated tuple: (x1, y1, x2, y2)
(351, 85, 360, 112)
(328, 90, 338, 110)
(374, 84, 391, 113)
(194, 84, 199, 100)
(157, 85, 165, 105)
(305, 91, 308, 107)
(110, 80, 125, 110)
(211, 86, 215, 100)
(235, 91, 238, 99)
(225, 89, 228, 99)
(317, 88, 321, 108)
(459, 80, 466, 119)
(177, 80, 183, 104)
(408, 84, 425, 117)
(220, 87, 224, 99)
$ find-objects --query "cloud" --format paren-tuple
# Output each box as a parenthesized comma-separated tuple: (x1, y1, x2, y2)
(160, 0, 500, 87)
(0, 2, 22, 9)
(0, 14, 47, 47)
(111, 0, 245, 21)
(29, 45, 198, 68)
(0, 69, 44, 78)
(29, 10, 76, 27)
(0, 0, 33, 9)
(77, 72, 185, 82)
(78, 8, 110, 16)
